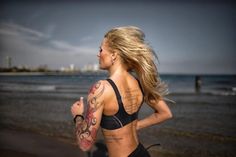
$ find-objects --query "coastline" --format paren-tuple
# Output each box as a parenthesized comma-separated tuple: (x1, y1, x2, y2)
(0, 71, 106, 76)
(0, 71, 235, 76)
(0, 72, 80, 76)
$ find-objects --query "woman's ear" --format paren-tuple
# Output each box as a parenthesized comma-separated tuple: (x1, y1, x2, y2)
(111, 50, 118, 61)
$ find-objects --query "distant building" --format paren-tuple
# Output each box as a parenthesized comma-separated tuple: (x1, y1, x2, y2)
(6, 56, 12, 68)
(93, 64, 99, 71)
(70, 64, 75, 71)
(60, 64, 78, 72)
(82, 63, 99, 72)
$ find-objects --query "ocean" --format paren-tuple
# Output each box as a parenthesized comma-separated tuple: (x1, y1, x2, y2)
(0, 73, 236, 157)
(0, 73, 235, 95)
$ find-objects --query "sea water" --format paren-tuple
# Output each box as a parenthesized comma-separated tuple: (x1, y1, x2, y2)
(0, 73, 235, 95)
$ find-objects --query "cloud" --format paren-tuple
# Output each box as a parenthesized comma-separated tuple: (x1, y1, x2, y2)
(80, 36, 94, 42)
(0, 22, 49, 40)
(50, 40, 96, 55)
(0, 22, 98, 69)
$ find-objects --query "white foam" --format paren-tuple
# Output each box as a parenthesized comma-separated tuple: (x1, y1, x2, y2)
(0, 83, 56, 92)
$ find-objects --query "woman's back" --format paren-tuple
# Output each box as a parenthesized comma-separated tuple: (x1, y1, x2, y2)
(102, 73, 144, 157)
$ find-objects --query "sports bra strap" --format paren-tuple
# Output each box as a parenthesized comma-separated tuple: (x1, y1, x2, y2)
(136, 78, 144, 95)
(107, 79, 121, 101)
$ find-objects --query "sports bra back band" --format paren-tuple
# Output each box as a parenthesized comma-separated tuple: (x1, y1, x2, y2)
(100, 78, 143, 130)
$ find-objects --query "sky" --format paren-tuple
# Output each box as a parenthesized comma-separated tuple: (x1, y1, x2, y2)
(0, 0, 235, 74)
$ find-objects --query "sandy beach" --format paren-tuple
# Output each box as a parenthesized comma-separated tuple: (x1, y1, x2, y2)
(0, 128, 87, 157)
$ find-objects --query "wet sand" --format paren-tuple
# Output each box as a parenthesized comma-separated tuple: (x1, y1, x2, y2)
(0, 128, 87, 157)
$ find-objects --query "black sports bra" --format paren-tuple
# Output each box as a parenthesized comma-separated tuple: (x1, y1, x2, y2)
(100, 78, 143, 130)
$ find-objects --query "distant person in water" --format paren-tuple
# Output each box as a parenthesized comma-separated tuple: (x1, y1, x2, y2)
(195, 75, 202, 93)
(71, 26, 172, 157)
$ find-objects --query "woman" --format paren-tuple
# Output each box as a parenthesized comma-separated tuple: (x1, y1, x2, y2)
(71, 26, 172, 157)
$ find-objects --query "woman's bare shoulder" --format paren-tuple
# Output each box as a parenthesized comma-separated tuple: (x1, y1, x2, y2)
(88, 79, 114, 97)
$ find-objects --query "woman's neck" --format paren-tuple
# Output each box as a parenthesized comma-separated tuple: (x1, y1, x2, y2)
(108, 62, 128, 78)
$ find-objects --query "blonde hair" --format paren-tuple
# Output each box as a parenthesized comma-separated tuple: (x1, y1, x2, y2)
(104, 26, 168, 104)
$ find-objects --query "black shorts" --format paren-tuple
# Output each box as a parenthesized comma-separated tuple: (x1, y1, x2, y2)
(128, 143, 151, 157)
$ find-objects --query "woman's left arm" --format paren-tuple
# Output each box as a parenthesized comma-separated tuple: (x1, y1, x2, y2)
(71, 80, 106, 151)
(136, 99, 172, 130)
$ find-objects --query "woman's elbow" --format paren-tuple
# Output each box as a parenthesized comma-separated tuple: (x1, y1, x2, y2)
(158, 100, 173, 121)
(77, 139, 93, 152)
(79, 145, 92, 152)
(159, 110, 173, 121)
(154, 110, 173, 123)
(165, 110, 173, 120)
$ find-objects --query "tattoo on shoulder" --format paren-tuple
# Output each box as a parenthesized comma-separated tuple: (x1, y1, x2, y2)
(89, 81, 102, 94)
(88, 81, 105, 111)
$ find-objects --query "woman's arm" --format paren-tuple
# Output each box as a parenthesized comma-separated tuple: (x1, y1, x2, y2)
(136, 99, 172, 130)
(71, 80, 106, 151)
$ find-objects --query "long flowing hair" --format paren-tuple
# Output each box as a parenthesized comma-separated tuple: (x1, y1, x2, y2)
(104, 26, 168, 104)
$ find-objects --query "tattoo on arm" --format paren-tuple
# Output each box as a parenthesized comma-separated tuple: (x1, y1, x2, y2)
(75, 81, 105, 150)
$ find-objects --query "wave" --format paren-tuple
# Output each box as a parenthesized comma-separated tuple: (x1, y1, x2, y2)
(203, 90, 236, 96)
(170, 90, 236, 96)
(0, 83, 91, 93)
(0, 83, 56, 92)
(1, 82, 235, 96)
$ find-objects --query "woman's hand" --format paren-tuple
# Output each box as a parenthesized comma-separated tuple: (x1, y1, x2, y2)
(71, 97, 84, 118)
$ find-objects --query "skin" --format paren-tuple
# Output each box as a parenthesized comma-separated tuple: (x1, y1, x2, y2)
(71, 38, 172, 157)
